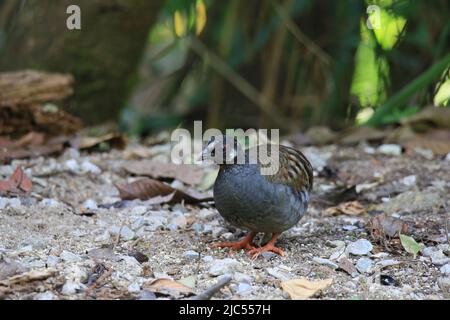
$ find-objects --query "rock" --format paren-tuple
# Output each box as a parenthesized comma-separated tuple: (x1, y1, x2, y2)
(422, 246, 436, 257)
(62, 265, 87, 295)
(440, 264, 450, 275)
(64, 159, 80, 173)
(202, 255, 213, 263)
(109, 225, 135, 241)
(343, 225, 358, 231)
(312, 257, 338, 269)
(347, 239, 373, 256)
(377, 259, 400, 268)
(184, 250, 200, 260)
(212, 227, 226, 238)
(377, 191, 442, 214)
(327, 240, 346, 248)
(402, 175, 417, 187)
(88, 247, 120, 262)
(233, 272, 253, 284)
(220, 232, 234, 241)
(338, 257, 359, 277)
(235, 283, 252, 296)
(139, 290, 157, 300)
(34, 291, 57, 300)
(40, 198, 60, 207)
(119, 256, 143, 277)
(377, 144, 402, 156)
(0, 260, 28, 280)
(430, 251, 450, 266)
(198, 208, 216, 220)
(46, 255, 60, 268)
(61, 281, 82, 295)
(60, 250, 82, 263)
(303, 149, 327, 171)
(371, 252, 390, 259)
(437, 277, 450, 290)
(266, 266, 292, 281)
(81, 161, 101, 174)
(169, 215, 187, 230)
(0, 197, 21, 209)
(128, 283, 141, 294)
(82, 199, 98, 210)
(131, 206, 148, 215)
(144, 215, 167, 231)
(356, 257, 373, 274)
(446, 152, 450, 161)
(208, 258, 241, 276)
(260, 251, 278, 260)
(414, 148, 434, 160)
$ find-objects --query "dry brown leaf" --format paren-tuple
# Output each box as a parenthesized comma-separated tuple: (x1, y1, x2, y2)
(0, 132, 65, 162)
(323, 201, 365, 216)
(367, 214, 408, 239)
(402, 129, 450, 155)
(70, 133, 127, 151)
(124, 159, 204, 186)
(280, 278, 332, 300)
(142, 278, 194, 297)
(114, 178, 212, 204)
(0, 166, 32, 195)
(0, 269, 57, 286)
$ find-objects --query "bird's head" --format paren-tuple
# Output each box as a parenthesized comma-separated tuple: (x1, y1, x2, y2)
(201, 135, 243, 165)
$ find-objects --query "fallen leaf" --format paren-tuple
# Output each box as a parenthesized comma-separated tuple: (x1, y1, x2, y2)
(0, 133, 65, 162)
(0, 269, 57, 286)
(124, 159, 204, 186)
(114, 178, 212, 204)
(323, 201, 365, 216)
(280, 278, 332, 300)
(10, 166, 32, 193)
(376, 191, 442, 214)
(0, 166, 32, 195)
(70, 133, 126, 151)
(367, 214, 408, 239)
(142, 278, 194, 298)
(399, 234, 421, 259)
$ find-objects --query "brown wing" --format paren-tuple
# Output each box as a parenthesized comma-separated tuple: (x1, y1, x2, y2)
(263, 145, 313, 194)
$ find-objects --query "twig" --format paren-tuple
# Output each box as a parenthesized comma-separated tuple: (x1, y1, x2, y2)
(112, 222, 125, 250)
(190, 275, 232, 300)
(82, 266, 113, 299)
(269, 0, 331, 66)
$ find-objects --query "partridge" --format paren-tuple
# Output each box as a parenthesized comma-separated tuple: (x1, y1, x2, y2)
(201, 135, 313, 258)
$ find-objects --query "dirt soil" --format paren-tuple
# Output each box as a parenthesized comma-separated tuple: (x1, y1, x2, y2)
(1, 142, 449, 300)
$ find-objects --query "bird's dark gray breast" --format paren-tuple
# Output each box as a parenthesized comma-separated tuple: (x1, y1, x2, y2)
(213, 164, 309, 233)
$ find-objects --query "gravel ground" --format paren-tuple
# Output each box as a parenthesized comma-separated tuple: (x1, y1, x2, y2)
(0, 142, 449, 300)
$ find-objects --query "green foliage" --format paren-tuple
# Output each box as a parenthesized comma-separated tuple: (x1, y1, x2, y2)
(399, 234, 421, 259)
(124, 0, 450, 133)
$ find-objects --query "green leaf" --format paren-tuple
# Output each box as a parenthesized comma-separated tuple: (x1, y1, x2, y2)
(399, 234, 421, 259)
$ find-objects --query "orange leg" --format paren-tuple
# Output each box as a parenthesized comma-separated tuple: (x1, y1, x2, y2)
(212, 231, 257, 252)
(247, 233, 285, 259)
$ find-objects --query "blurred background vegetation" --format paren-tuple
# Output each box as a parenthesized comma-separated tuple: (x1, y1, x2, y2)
(1, 0, 449, 136)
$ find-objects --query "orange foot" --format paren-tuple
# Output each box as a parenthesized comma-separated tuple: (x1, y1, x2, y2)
(212, 231, 256, 252)
(247, 233, 285, 259)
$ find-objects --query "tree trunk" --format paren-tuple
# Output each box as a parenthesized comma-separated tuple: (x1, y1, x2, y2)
(0, 0, 165, 124)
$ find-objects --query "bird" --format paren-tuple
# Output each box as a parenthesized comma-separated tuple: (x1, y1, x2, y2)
(201, 135, 313, 258)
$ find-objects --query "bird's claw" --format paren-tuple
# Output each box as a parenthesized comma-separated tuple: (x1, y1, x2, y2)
(248, 244, 285, 260)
